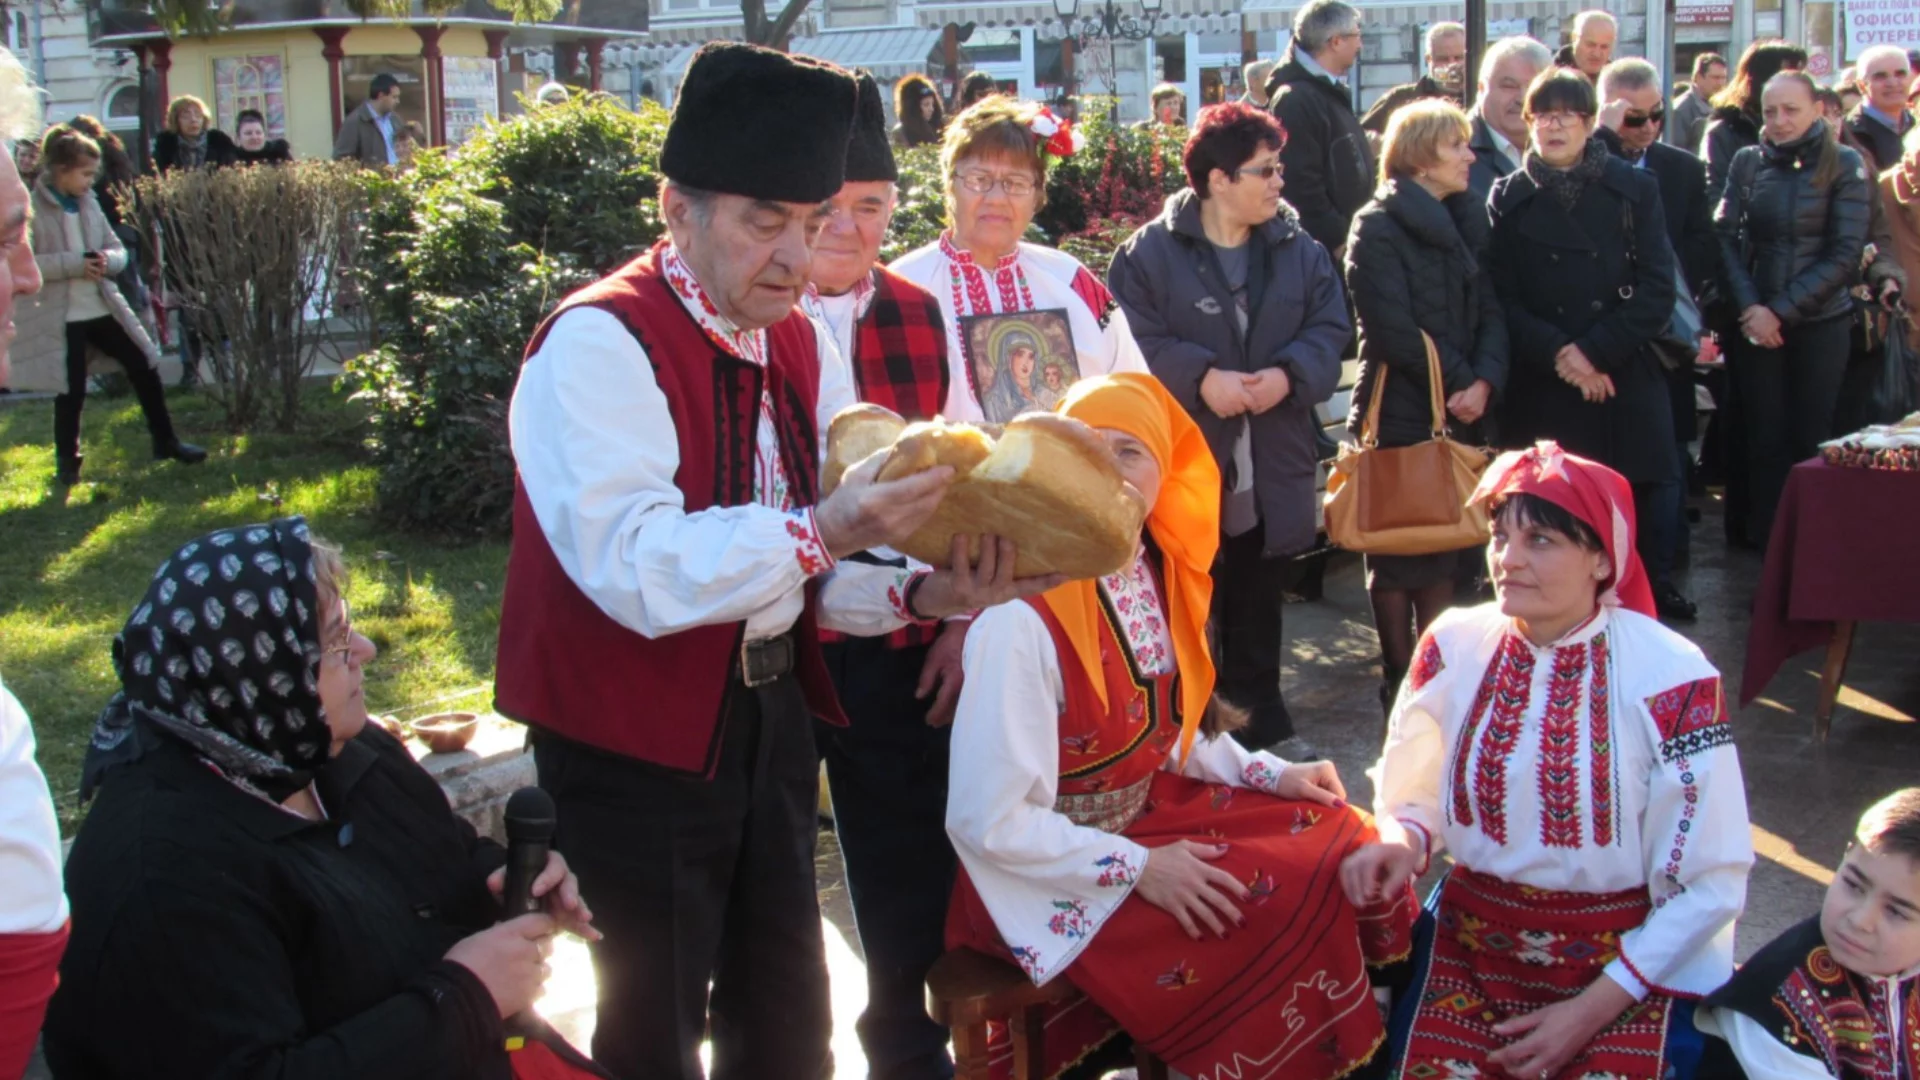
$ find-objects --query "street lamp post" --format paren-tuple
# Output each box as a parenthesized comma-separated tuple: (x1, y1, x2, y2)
(1049, 0, 1166, 115)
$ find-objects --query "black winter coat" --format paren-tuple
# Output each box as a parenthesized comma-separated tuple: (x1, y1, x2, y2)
(151, 128, 238, 173)
(1701, 105, 1761, 204)
(1713, 123, 1873, 328)
(1467, 115, 1522, 209)
(1489, 148, 1679, 482)
(234, 138, 294, 166)
(1344, 178, 1508, 449)
(1265, 50, 1374, 252)
(1108, 189, 1352, 557)
(44, 725, 596, 1080)
(1595, 126, 1721, 298)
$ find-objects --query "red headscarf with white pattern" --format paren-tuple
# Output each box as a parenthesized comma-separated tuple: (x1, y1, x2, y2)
(1468, 441, 1656, 619)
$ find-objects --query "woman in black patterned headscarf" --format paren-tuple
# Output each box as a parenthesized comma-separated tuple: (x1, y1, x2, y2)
(46, 518, 606, 1080)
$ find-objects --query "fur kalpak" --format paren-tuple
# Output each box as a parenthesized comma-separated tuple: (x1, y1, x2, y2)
(660, 43, 858, 204)
(845, 71, 899, 183)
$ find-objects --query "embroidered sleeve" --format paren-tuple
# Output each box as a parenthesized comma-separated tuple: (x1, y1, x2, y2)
(1369, 620, 1458, 858)
(816, 561, 924, 638)
(1170, 730, 1291, 793)
(1069, 264, 1118, 328)
(1607, 671, 1752, 1000)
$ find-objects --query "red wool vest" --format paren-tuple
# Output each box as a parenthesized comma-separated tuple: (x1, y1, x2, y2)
(495, 242, 846, 778)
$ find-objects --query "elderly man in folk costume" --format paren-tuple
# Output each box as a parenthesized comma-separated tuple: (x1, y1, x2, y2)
(945, 372, 1418, 1079)
(799, 71, 969, 1080)
(1350, 443, 1754, 1080)
(497, 44, 1054, 1080)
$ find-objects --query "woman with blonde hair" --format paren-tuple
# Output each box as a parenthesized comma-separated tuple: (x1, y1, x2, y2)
(152, 94, 236, 173)
(1343, 98, 1507, 715)
(889, 96, 1148, 423)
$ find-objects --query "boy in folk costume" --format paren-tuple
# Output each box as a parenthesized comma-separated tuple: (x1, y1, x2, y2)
(945, 372, 1416, 1078)
(1352, 442, 1754, 1080)
(1696, 788, 1920, 1079)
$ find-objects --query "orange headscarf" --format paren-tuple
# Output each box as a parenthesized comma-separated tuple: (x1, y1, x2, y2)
(1045, 372, 1222, 767)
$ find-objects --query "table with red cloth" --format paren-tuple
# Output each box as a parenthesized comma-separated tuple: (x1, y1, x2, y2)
(1741, 459, 1920, 738)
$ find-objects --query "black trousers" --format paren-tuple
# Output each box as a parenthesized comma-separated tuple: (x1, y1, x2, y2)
(819, 637, 957, 1080)
(55, 315, 176, 467)
(531, 675, 831, 1080)
(1214, 526, 1296, 748)
(1728, 314, 1851, 545)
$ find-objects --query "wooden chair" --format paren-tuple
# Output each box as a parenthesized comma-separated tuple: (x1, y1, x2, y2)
(926, 948, 1169, 1080)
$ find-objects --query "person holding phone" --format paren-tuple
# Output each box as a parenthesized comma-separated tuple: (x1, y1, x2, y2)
(15, 123, 202, 484)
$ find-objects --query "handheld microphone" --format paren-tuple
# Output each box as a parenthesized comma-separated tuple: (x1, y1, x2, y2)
(501, 787, 557, 918)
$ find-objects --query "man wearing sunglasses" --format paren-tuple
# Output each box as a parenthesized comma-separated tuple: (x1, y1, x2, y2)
(1595, 57, 1717, 622)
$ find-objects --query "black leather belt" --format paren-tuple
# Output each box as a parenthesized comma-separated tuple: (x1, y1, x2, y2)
(735, 634, 795, 688)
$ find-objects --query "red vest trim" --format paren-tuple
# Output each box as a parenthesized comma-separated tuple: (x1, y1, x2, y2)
(495, 242, 846, 778)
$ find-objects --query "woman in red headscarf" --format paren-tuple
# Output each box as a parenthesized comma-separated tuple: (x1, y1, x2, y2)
(944, 372, 1416, 1079)
(1347, 441, 1755, 1080)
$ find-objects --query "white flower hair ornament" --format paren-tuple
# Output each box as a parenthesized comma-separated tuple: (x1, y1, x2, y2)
(1028, 106, 1085, 162)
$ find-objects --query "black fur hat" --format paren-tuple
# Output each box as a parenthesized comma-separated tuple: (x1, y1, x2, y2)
(845, 70, 899, 183)
(661, 42, 858, 203)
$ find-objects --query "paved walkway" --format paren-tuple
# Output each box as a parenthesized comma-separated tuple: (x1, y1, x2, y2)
(26, 502, 1918, 1078)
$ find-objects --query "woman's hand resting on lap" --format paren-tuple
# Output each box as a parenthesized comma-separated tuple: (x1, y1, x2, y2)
(444, 912, 557, 1018)
(1272, 761, 1347, 807)
(1136, 840, 1248, 941)
(1339, 840, 1421, 908)
(1486, 976, 1636, 1079)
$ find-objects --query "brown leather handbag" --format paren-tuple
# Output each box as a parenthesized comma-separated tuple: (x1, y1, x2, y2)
(1324, 331, 1494, 556)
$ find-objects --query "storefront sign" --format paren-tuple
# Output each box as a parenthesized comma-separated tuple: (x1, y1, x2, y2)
(1844, 0, 1920, 60)
(444, 57, 499, 148)
(1675, 0, 1734, 26)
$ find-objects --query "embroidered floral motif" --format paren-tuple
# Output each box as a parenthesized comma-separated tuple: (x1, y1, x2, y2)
(1660, 762, 1699, 891)
(1471, 634, 1537, 845)
(662, 243, 786, 508)
(939, 233, 1036, 320)
(1409, 632, 1445, 693)
(1291, 807, 1322, 834)
(1244, 868, 1277, 905)
(1209, 785, 1235, 811)
(1589, 632, 1616, 846)
(1061, 733, 1100, 755)
(1448, 635, 1513, 828)
(1243, 760, 1281, 794)
(1156, 960, 1200, 989)
(787, 511, 833, 576)
(1646, 676, 1730, 763)
(1047, 899, 1092, 940)
(1100, 557, 1172, 676)
(1537, 642, 1587, 849)
(1094, 852, 1139, 888)
(1009, 945, 1043, 980)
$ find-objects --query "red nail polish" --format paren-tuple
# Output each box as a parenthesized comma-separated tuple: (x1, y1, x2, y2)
(1334, 798, 1348, 809)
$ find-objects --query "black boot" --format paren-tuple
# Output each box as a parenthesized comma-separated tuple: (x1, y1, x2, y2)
(53, 392, 83, 484)
(127, 363, 205, 465)
(155, 439, 208, 464)
(55, 452, 83, 485)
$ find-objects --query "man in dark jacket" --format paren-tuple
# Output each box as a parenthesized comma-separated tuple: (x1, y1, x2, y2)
(1596, 58, 1716, 620)
(1554, 10, 1616, 82)
(1107, 102, 1349, 757)
(1843, 45, 1915, 174)
(1667, 52, 1727, 152)
(1361, 21, 1465, 135)
(1264, 0, 1371, 256)
(1468, 36, 1552, 205)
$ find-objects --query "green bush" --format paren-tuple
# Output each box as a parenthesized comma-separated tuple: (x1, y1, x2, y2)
(349, 95, 667, 537)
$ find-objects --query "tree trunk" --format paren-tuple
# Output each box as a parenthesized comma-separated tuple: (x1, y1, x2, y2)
(741, 0, 811, 49)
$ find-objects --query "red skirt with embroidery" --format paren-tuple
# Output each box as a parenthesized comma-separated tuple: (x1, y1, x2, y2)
(1397, 866, 1674, 1080)
(947, 770, 1416, 1080)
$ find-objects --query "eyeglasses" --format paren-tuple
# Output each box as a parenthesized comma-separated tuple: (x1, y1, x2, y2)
(1235, 162, 1284, 181)
(1527, 110, 1593, 129)
(954, 171, 1038, 197)
(321, 602, 357, 667)
(1622, 106, 1666, 128)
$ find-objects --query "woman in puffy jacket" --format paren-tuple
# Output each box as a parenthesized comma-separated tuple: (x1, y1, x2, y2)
(1713, 70, 1871, 544)
(1342, 99, 1506, 714)
(1701, 39, 1805, 203)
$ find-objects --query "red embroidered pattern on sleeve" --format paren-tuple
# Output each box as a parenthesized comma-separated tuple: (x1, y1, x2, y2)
(1470, 635, 1537, 845)
(1069, 265, 1117, 324)
(1645, 676, 1730, 764)
(1537, 642, 1587, 849)
(1448, 633, 1525, 830)
(1243, 760, 1281, 794)
(1589, 631, 1616, 847)
(888, 569, 933, 624)
(1409, 631, 1445, 692)
(788, 509, 834, 576)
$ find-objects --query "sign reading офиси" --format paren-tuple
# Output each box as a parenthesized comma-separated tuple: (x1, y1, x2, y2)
(1844, 0, 1919, 59)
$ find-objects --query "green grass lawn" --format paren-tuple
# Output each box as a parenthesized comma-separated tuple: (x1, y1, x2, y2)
(0, 384, 509, 832)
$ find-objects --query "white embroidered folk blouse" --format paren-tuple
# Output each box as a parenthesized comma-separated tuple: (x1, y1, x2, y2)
(509, 243, 922, 644)
(1370, 602, 1754, 1001)
(0, 676, 66, 935)
(946, 554, 1295, 985)
(889, 236, 1149, 423)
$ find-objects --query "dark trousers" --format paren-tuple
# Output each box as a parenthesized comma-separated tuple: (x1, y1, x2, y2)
(820, 637, 957, 1080)
(531, 676, 832, 1080)
(1729, 315, 1851, 545)
(55, 315, 176, 468)
(1632, 476, 1683, 586)
(1214, 526, 1295, 748)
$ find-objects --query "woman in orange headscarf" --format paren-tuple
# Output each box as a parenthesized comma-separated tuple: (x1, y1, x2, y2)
(943, 372, 1417, 1079)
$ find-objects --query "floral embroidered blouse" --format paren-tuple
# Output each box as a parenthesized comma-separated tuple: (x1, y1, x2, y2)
(946, 552, 1295, 984)
(1370, 602, 1754, 1001)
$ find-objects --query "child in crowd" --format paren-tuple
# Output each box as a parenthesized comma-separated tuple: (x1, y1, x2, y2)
(1695, 787, 1920, 1078)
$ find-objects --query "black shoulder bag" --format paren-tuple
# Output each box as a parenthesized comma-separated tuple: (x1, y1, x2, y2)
(1620, 192, 1702, 372)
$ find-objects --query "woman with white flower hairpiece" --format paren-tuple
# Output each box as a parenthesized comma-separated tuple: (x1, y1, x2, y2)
(890, 97, 1149, 424)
